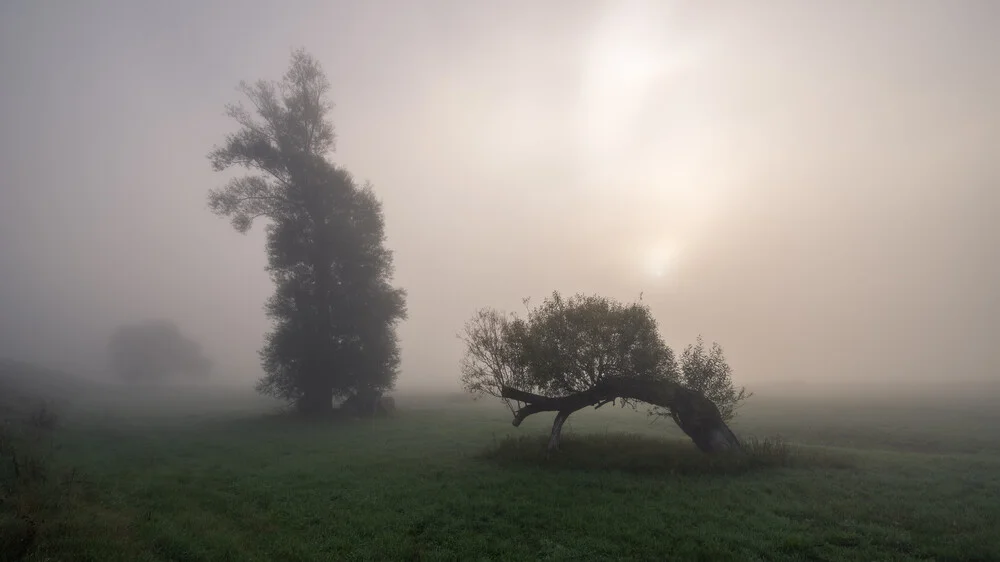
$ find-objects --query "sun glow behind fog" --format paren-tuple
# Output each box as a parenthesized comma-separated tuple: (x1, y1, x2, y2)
(576, 4, 682, 166)
(575, 1, 712, 282)
(644, 242, 681, 279)
(579, 39, 661, 151)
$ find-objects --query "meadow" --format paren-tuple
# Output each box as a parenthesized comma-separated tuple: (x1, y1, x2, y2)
(2, 364, 999, 561)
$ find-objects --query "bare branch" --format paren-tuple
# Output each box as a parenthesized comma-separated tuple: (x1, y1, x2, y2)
(207, 175, 292, 233)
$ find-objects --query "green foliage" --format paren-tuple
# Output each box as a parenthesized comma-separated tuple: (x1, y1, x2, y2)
(649, 335, 752, 422)
(461, 292, 676, 405)
(520, 292, 676, 395)
(207, 49, 406, 413)
(106, 319, 212, 382)
(679, 336, 751, 420)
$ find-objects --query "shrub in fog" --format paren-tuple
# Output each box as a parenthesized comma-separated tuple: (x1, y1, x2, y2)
(106, 319, 212, 382)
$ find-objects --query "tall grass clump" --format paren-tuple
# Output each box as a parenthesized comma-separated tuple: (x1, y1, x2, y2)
(1, 402, 83, 561)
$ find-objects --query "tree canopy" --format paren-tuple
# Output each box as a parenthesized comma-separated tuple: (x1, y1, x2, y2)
(461, 292, 750, 452)
(207, 49, 406, 415)
(107, 319, 212, 382)
(669, 335, 750, 423)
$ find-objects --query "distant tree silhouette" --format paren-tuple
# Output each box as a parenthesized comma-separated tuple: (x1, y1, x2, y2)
(107, 320, 212, 382)
(206, 49, 406, 415)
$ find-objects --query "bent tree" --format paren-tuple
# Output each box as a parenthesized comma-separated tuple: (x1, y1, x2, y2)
(460, 292, 751, 453)
(207, 50, 406, 415)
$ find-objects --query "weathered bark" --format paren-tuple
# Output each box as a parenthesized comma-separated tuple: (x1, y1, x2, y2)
(500, 378, 742, 453)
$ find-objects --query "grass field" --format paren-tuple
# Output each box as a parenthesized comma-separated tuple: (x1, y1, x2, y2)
(3, 364, 1000, 561)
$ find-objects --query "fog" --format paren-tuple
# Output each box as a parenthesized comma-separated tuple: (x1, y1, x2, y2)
(1, 0, 997, 394)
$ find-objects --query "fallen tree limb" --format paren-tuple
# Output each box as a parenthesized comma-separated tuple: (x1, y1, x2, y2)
(500, 378, 741, 453)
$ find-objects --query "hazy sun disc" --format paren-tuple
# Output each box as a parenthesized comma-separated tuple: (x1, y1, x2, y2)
(644, 244, 680, 279)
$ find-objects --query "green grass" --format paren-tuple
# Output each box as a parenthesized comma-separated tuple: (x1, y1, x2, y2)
(481, 433, 852, 476)
(2, 371, 1000, 561)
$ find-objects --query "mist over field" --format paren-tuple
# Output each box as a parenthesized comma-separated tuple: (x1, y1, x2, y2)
(2, 4, 1000, 559)
(2, 0, 997, 397)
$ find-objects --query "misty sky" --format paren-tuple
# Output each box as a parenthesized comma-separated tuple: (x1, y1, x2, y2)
(1, 0, 998, 392)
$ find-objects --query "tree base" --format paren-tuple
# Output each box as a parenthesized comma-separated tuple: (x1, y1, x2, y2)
(296, 387, 335, 417)
(339, 389, 396, 418)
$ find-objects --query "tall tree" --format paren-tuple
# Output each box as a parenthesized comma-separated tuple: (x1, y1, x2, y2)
(207, 49, 406, 415)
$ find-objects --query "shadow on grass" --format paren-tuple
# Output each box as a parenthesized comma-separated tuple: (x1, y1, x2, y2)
(479, 432, 854, 476)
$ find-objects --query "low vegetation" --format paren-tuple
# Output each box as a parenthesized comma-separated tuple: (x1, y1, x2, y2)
(0, 362, 998, 561)
(481, 433, 853, 475)
(1, 401, 85, 561)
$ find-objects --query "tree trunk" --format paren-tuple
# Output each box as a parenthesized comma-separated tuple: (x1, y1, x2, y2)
(339, 387, 385, 418)
(547, 411, 571, 452)
(299, 384, 334, 416)
(500, 378, 742, 453)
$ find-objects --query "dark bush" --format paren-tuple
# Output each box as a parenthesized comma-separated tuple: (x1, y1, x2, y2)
(480, 432, 852, 475)
(1, 403, 84, 561)
(25, 402, 57, 432)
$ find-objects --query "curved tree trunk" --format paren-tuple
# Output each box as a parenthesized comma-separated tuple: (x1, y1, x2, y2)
(547, 410, 571, 452)
(500, 378, 742, 453)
